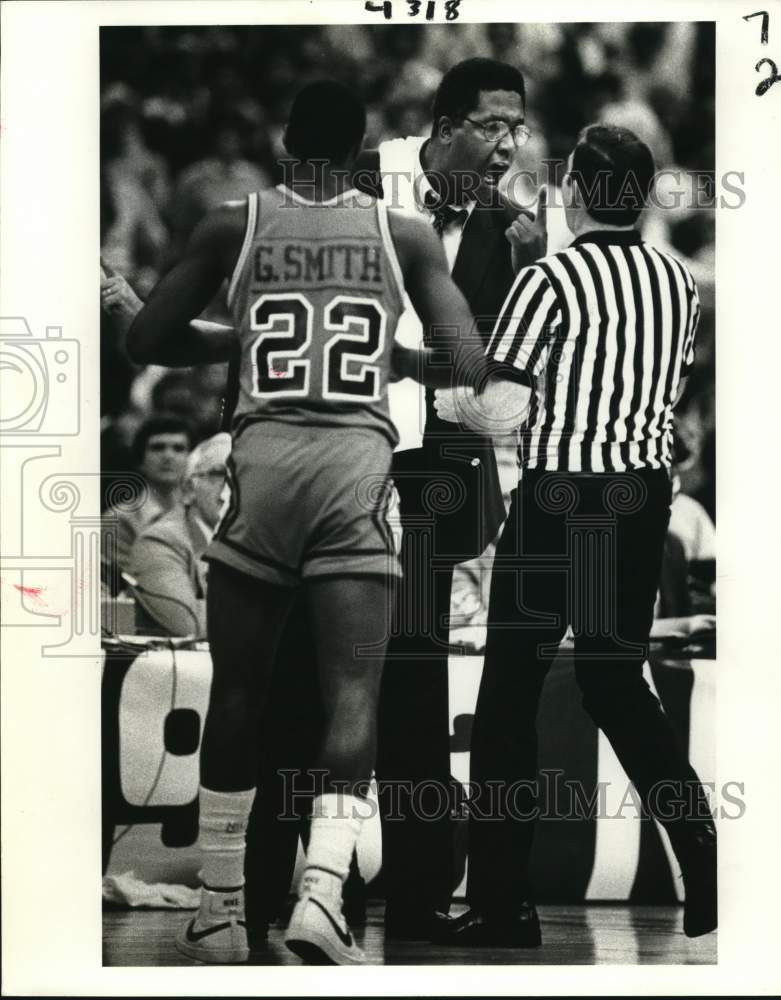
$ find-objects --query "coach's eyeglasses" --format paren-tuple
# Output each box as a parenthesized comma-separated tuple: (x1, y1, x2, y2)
(461, 117, 532, 146)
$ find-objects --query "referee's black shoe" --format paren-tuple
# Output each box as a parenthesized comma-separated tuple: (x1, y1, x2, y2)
(384, 904, 452, 941)
(431, 902, 542, 948)
(246, 920, 269, 952)
(680, 823, 717, 937)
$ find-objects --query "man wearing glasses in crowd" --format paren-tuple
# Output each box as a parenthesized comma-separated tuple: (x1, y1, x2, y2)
(128, 432, 231, 637)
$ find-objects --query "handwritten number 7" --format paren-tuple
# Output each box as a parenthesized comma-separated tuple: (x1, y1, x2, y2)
(744, 10, 769, 44)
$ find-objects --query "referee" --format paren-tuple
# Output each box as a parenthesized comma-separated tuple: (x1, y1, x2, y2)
(435, 124, 716, 947)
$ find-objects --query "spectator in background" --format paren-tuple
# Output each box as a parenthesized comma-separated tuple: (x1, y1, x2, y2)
(101, 106, 169, 297)
(100, 263, 146, 511)
(651, 436, 715, 677)
(102, 414, 193, 591)
(485, 22, 520, 63)
(101, 84, 172, 213)
(382, 26, 442, 107)
(383, 98, 432, 146)
(140, 31, 214, 174)
(665, 432, 716, 616)
(169, 111, 271, 256)
(128, 433, 231, 636)
(152, 366, 227, 440)
(669, 473, 716, 567)
(150, 372, 199, 422)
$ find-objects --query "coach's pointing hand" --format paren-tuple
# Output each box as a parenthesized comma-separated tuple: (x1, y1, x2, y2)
(505, 186, 548, 274)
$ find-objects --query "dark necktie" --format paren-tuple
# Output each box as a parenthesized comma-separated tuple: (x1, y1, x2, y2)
(423, 190, 469, 238)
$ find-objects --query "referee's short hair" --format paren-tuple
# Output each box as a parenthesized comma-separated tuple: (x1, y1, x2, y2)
(570, 124, 656, 226)
(284, 81, 366, 165)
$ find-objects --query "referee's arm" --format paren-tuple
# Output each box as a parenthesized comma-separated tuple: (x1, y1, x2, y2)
(480, 264, 563, 431)
(674, 280, 701, 406)
(486, 264, 562, 378)
(439, 264, 563, 434)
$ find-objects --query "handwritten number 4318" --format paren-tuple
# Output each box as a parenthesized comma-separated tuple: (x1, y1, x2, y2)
(744, 10, 781, 95)
(365, 1, 461, 19)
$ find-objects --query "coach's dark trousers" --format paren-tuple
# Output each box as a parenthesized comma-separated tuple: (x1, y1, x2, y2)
(466, 468, 713, 912)
(375, 481, 456, 918)
(376, 562, 455, 916)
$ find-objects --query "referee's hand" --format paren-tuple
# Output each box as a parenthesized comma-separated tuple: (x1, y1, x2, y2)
(506, 186, 548, 274)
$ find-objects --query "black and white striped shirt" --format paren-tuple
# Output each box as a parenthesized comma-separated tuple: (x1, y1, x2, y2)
(487, 229, 700, 473)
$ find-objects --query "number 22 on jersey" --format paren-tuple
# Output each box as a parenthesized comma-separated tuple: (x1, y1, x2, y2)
(250, 292, 387, 401)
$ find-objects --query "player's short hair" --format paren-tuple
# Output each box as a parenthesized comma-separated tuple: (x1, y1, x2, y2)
(132, 414, 194, 466)
(570, 124, 656, 226)
(284, 81, 366, 164)
(431, 57, 526, 130)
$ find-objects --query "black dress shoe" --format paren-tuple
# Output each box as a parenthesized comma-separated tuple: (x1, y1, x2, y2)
(343, 861, 367, 926)
(431, 903, 542, 948)
(343, 890, 367, 927)
(384, 905, 452, 941)
(246, 921, 269, 951)
(680, 824, 717, 937)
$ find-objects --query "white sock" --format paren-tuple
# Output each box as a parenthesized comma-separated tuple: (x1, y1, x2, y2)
(301, 793, 363, 900)
(197, 785, 256, 890)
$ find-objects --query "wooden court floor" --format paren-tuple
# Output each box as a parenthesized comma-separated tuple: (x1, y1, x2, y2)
(104, 902, 716, 966)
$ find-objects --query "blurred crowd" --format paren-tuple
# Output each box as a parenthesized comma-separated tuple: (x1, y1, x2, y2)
(100, 22, 716, 633)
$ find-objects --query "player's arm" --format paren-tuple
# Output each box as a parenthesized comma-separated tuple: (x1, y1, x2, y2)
(388, 212, 490, 389)
(126, 203, 245, 366)
(389, 213, 532, 431)
(437, 259, 565, 434)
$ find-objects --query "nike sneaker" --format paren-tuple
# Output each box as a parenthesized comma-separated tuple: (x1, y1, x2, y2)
(175, 886, 249, 964)
(284, 869, 366, 965)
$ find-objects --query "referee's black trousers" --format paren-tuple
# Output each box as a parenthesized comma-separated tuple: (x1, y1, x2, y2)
(466, 468, 713, 912)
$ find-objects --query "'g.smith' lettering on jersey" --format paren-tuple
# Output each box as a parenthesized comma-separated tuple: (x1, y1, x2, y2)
(227, 185, 405, 447)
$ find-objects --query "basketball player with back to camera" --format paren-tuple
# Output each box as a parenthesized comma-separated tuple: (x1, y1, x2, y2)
(127, 81, 530, 966)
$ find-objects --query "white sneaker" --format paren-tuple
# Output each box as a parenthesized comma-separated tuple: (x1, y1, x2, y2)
(285, 877, 366, 965)
(175, 887, 249, 964)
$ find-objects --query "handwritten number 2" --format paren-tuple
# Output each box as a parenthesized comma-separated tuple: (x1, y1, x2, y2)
(755, 56, 781, 95)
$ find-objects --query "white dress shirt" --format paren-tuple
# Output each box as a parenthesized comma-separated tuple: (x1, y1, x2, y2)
(378, 135, 474, 450)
